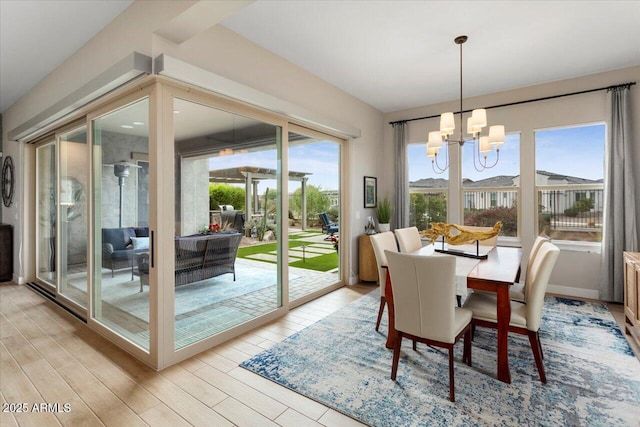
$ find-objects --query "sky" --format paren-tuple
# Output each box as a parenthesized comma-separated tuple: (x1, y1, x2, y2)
(208, 123, 605, 194)
(209, 140, 340, 194)
(409, 123, 605, 183)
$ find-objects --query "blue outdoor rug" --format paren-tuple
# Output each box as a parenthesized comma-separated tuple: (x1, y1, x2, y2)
(241, 291, 640, 426)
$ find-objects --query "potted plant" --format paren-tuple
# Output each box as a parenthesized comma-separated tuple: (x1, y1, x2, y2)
(376, 196, 392, 232)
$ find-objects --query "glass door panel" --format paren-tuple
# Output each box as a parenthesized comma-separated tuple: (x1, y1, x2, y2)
(36, 142, 57, 287)
(173, 98, 282, 350)
(287, 131, 341, 302)
(93, 98, 150, 350)
(58, 126, 88, 308)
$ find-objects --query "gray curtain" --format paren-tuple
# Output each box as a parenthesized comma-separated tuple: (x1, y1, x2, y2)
(392, 121, 408, 229)
(600, 85, 638, 302)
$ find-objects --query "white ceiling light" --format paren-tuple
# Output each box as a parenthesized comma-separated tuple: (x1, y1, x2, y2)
(426, 35, 505, 174)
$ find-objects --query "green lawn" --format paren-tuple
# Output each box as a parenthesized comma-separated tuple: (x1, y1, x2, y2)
(237, 232, 338, 272)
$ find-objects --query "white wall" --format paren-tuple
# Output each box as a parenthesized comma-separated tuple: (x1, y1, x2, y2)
(384, 66, 640, 299)
(1, 1, 384, 285)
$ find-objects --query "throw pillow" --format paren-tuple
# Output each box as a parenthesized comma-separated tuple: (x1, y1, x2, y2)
(131, 237, 150, 250)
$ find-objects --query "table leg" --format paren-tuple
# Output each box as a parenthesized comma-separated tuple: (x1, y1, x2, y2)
(384, 268, 396, 349)
(495, 284, 512, 383)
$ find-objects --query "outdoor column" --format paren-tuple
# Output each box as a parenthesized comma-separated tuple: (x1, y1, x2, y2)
(245, 172, 253, 220)
(253, 180, 259, 213)
(301, 177, 308, 230)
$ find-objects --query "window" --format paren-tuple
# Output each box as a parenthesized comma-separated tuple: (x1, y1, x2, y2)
(462, 133, 520, 237)
(535, 124, 605, 243)
(407, 143, 448, 231)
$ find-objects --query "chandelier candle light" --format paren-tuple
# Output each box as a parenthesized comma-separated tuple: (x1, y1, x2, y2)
(426, 35, 505, 173)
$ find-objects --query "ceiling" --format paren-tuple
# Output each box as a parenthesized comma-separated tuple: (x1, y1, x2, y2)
(222, 1, 640, 112)
(1, 1, 639, 116)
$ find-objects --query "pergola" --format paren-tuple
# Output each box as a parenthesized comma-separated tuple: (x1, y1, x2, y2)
(209, 166, 312, 229)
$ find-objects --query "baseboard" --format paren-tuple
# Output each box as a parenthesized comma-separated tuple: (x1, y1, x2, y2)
(13, 274, 26, 285)
(547, 283, 599, 300)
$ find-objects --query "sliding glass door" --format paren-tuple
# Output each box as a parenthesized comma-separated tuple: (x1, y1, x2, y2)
(287, 129, 342, 303)
(35, 142, 57, 288)
(172, 97, 283, 350)
(92, 97, 151, 350)
(34, 125, 89, 311)
(29, 77, 347, 368)
(57, 126, 89, 308)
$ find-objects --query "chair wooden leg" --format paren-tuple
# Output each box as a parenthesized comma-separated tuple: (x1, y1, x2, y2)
(471, 324, 475, 341)
(537, 332, 544, 359)
(528, 331, 547, 383)
(390, 332, 403, 380)
(413, 340, 417, 351)
(463, 327, 472, 367)
(456, 295, 462, 307)
(375, 296, 386, 331)
(448, 346, 455, 402)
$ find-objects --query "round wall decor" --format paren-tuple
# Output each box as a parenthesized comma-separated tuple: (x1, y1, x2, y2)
(2, 156, 15, 207)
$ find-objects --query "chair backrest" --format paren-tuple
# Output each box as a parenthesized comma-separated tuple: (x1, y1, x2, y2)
(452, 225, 498, 247)
(386, 251, 457, 343)
(394, 227, 423, 253)
(319, 212, 331, 226)
(525, 241, 560, 331)
(524, 235, 551, 285)
(369, 232, 398, 297)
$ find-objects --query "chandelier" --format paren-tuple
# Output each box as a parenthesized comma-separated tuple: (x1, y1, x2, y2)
(426, 35, 505, 174)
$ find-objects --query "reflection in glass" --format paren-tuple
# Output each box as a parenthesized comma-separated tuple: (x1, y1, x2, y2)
(58, 126, 88, 308)
(93, 98, 150, 350)
(36, 142, 57, 286)
(173, 98, 281, 350)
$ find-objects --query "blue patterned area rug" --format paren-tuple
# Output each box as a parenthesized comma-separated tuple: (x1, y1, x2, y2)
(241, 291, 640, 426)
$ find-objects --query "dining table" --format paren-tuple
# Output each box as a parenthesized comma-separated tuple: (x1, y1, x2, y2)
(383, 244, 523, 384)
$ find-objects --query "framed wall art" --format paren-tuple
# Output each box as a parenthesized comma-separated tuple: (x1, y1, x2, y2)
(364, 176, 377, 208)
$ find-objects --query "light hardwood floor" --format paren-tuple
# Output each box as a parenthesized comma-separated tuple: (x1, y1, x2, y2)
(2, 282, 638, 427)
(0, 281, 373, 427)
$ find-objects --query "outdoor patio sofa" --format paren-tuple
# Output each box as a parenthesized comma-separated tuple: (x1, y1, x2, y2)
(136, 232, 242, 288)
(102, 226, 150, 277)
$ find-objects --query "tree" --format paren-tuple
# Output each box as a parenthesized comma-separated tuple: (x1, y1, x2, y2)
(564, 198, 594, 217)
(209, 184, 245, 211)
(290, 185, 330, 225)
(425, 194, 447, 224)
(410, 193, 447, 230)
(410, 193, 428, 230)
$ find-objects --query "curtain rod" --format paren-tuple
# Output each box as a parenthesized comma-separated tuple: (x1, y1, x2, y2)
(389, 81, 636, 126)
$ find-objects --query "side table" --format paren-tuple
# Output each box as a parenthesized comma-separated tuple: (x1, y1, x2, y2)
(358, 234, 379, 282)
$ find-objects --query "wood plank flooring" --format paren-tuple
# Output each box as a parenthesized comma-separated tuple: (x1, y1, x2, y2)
(0, 281, 372, 426)
(2, 282, 637, 426)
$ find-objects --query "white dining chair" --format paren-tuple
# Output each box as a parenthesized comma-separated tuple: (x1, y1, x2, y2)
(394, 226, 423, 253)
(385, 250, 472, 402)
(509, 234, 551, 302)
(463, 241, 560, 383)
(369, 232, 398, 332)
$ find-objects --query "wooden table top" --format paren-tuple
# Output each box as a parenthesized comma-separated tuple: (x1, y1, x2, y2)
(467, 246, 522, 285)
